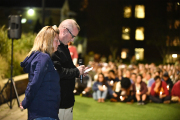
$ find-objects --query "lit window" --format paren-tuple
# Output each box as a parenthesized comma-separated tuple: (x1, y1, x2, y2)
(121, 49, 129, 59)
(135, 5, 145, 18)
(121, 52, 127, 59)
(172, 54, 177, 58)
(135, 27, 144, 41)
(174, 20, 180, 29)
(124, 6, 131, 18)
(135, 48, 144, 60)
(122, 27, 130, 40)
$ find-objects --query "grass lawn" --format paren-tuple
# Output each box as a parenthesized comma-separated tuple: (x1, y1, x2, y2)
(74, 96, 180, 120)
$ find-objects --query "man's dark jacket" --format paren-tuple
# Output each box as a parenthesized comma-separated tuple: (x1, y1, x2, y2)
(51, 42, 80, 108)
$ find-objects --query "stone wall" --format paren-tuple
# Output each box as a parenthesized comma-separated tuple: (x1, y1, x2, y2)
(0, 74, 28, 105)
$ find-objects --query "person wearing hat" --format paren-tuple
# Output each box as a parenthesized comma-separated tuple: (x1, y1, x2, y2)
(162, 72, 173, 94)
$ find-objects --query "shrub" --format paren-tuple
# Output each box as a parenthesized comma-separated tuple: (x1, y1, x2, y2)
(0, 25, 36, 79)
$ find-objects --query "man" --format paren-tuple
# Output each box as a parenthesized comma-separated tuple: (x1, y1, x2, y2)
(51, 19, 86, 120)
(150, 76, 171, 103)
(147, 70, 160, 95)
(130, 73, 136, 84)
(105, 70, 120, 85)
(162, 72, 173, 94)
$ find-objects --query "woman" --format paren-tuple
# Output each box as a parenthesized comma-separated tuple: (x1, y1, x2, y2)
(92, 73, 117, 102)
(20, 26, 60, 120)
(133, 74, 148, 105)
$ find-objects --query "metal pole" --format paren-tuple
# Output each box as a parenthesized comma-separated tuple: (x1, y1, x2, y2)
(10, 39, 14, 109)
(42, 0, 45, 27)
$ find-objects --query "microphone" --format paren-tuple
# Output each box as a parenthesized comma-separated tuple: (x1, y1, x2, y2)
(79, 59, 83, 83)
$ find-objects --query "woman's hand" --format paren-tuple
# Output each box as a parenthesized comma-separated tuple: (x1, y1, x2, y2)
(98, 86, 104, 91)
(20, 102, 24, 110)
(113, 93, 117, 97)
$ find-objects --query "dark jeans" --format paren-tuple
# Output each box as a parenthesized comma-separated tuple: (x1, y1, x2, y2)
(150, 95, 171, 103)
(34, 117, 57, 120)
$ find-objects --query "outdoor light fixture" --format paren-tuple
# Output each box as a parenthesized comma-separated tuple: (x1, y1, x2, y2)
(21, 18, 27, 24)
(136, 54, 140, 60)
(28, 9, 34, 16)
(172, 54, 177, 58)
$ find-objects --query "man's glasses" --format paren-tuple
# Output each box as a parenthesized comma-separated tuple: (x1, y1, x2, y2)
(64, 27, 76, 38)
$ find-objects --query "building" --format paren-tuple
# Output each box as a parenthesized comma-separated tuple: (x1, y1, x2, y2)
(86, 0, 180, 64)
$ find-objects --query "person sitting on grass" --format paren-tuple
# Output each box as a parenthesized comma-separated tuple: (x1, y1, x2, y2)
(133, 74, 148, 105)
(162, 72, 173, 94)
(171, 80, 180, 103)
(92, 73, 117, 102)
(118, 78, 134, 103)
(105, 69, 120, 87)
(150, 76, 171, 103)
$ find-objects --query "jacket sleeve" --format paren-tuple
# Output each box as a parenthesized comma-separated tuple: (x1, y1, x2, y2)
(141, 82, 148, 95)
(150, 83, 156, 96)
(22, 54, 49, 109)
(106, 82, 114, 95)
(92, 82, 99, 91)
(53, 61, 80, 80)
(162, 82, 169, 96)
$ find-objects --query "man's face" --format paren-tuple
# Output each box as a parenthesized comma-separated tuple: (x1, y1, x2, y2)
(59, 26, 79, 45)
(155, 72, 160, 76)
(131, 74, 136, 81)
(109, 72, 114, 78)
(146, 74, 151, 80)
(155, 78, 161, 85)
(163, 76, 168, 81)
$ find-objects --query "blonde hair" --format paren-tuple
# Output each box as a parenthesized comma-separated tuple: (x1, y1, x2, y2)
(28, 26, 59, 56)
(59, 19, 80, 32)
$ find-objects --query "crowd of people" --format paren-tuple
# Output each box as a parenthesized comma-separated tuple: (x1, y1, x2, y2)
(75, 60, 180, 105)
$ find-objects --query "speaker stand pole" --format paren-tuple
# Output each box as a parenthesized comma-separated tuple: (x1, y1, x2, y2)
(10, 38, 21, 109)
(10, 38, 13, 109)
(0, 39, 20, 109)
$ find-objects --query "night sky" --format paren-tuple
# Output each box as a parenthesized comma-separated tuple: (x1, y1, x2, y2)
(0, 0, 65, 8)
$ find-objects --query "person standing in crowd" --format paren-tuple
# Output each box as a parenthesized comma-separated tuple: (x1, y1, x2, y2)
(133, 74, 148, 105)
(162, 72, 173, 94)
(20, 26, 60, 120)
(150, 76, 171, 103)
(92, 73, 117, 102)
(51, 19, 86, 120)
(68, 42, 78, 66)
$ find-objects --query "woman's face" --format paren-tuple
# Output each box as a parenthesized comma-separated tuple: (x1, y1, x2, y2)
(53, 34, 60, 52)
(136, 76, 142, 83)
(98, 74, 104, 82)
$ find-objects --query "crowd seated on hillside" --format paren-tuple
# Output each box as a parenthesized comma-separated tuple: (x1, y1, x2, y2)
(74, 57, 180, 105)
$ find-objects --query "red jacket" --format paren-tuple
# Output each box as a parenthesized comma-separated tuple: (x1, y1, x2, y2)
(171, 81, 180, 97)
(150, 81, 169, 96)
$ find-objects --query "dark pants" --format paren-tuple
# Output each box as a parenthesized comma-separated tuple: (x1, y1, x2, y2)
(150, 95, 171, 103)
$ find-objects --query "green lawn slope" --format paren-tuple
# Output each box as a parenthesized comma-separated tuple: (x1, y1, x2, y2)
(74, 96, 180, 120)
